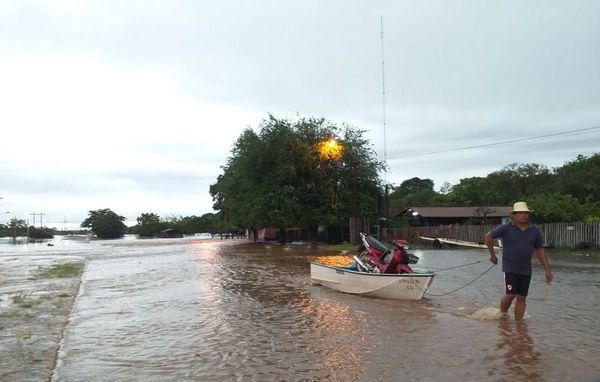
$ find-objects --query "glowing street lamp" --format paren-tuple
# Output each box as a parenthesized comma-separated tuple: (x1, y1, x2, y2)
(318, 138, 343, 160)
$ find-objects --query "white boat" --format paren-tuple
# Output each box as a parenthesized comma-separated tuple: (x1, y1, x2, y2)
(310, 262, 435, 300)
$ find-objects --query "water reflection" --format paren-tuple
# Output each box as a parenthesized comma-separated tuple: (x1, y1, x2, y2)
(305, 296, 371, 380)
(180, 243, 374, 379)
(497, 321, 541, 381)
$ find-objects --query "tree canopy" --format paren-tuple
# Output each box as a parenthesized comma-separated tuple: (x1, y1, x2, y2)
(210, 115, 384, 240)
(388, 153, 600, 223)
(129, 212, 222, 237)
(81, 208, 127, 239)
(135, 213, 164, 237)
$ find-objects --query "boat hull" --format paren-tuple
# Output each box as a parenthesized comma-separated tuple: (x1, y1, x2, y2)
(310, 263, 434, 300)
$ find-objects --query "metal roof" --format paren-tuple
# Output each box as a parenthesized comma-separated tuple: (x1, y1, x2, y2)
(407, 206, 512, 218)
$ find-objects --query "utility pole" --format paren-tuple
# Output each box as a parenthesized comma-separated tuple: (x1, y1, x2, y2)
(30, 212, 46, 229)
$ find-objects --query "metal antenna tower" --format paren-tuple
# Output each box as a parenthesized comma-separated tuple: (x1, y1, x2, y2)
(380, 16, 387, 164)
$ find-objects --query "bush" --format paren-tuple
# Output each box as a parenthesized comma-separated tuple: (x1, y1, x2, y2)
(528, 193, 586, 223)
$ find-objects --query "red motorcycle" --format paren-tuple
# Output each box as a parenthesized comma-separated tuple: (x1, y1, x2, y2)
(353, 232, 419, 274)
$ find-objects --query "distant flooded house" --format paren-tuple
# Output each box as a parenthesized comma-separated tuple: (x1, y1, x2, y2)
(248, 227, 309, 242)
(399, 206, 512, 226)
(157, 228, 184, 238)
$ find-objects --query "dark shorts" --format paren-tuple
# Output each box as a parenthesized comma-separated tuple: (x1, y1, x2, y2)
(504, 272, 532, 296)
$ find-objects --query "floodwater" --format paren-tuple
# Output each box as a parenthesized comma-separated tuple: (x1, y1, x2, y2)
(1, 237, 599, 381)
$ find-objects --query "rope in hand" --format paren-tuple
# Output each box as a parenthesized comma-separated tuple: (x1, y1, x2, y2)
(425, 263, 497, 297)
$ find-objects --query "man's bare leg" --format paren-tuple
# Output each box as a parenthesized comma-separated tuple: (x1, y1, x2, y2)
(514, 295, 526, 320)
(500, 294, 515, 316)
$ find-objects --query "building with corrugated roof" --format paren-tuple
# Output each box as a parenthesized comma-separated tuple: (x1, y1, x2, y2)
(398, 206, 512, 226)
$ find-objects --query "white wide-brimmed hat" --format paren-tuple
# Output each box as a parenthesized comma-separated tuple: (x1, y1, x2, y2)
(511, 201, 532, 213)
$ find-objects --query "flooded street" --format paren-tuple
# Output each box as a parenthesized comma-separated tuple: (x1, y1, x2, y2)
(1, 238, 599, 381)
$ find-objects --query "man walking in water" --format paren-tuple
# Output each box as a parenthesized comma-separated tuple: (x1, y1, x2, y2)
(484, 201, 553, 320)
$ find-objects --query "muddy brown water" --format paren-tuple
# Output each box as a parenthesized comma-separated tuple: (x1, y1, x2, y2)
(1, 237, 599, 381)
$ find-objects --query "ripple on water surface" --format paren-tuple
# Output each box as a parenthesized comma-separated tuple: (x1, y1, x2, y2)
(45, 241, 600, 381)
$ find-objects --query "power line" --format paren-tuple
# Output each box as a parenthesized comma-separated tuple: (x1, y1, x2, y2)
(389, 125, 600, 160)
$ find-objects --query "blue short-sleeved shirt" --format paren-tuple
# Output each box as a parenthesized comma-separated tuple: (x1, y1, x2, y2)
(490, 222, 543, 275)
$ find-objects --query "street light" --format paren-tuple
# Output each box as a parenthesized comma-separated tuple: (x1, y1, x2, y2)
(318, 138, 343, 160)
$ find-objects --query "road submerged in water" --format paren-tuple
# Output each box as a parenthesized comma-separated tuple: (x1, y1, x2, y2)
(1, 236, 599, 381)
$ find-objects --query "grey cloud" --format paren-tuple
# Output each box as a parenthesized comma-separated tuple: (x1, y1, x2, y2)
(1, 1, 599, 216)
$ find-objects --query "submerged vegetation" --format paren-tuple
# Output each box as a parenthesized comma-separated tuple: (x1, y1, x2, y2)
(11, 293, 36, 309)
(36, 263, 84, 279)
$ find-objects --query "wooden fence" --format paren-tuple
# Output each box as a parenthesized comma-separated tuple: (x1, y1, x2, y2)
(383, 222, 600, 249)
(537, 222, 600, 249)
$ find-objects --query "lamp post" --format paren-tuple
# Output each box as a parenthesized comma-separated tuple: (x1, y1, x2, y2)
(318, 138, 343, 161)
(318, 138, 347, 241)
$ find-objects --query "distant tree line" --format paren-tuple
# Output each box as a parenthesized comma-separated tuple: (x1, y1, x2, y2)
(0, 218, 56, 239)
(389, 154, 600, 223)
(76, 208, 222, 239)
(0, 209, 225, 240)
(128, 212, 221, 237)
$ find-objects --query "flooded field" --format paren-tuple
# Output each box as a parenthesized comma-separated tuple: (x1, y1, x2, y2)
(1, 237, 599, 381)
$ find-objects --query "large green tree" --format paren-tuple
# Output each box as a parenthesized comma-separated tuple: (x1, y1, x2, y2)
(553, 154, 600, 202)
(389, 177, 439, 208)
(210, 115, 384, 242)
(485, 163, 554, 204)
(2, 218, 28, 238)
(527, 193, 586, 222)
(136, 213, 164, 237)
(81, 208, 127, 239)
(445, 176, 492, 205)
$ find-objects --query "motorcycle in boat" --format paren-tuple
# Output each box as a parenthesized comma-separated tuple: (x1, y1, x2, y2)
(310, 233, 435, 300)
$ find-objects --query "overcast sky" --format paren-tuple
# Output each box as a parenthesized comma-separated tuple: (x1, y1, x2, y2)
(1, 0, 599, 228)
